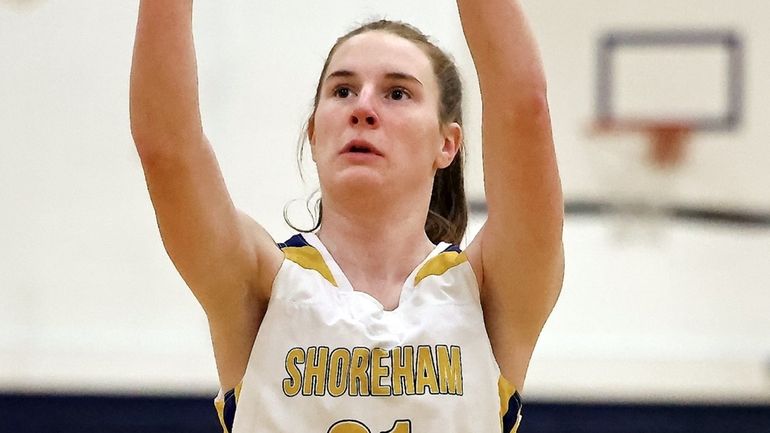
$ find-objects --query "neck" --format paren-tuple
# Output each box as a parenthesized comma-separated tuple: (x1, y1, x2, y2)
(318, 193, 435, 250)
(315, 186, 438, 295)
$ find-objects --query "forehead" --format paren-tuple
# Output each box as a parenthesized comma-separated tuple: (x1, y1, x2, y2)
(326, 31, 434, 82)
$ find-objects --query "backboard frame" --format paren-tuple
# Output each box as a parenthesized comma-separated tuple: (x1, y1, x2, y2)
(596, 29, 744, 132)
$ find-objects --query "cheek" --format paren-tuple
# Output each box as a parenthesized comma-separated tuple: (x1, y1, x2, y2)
(405, 116, 443, 155)
(313, 107, 331, 136)
(393, 104, 438, 135)
(396, 128, 443, 172)
(315, 98, 345, 127)
(311, 107, 341, 148)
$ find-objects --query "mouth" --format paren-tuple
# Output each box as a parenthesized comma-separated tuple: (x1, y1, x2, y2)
(341, 139, 383, 156)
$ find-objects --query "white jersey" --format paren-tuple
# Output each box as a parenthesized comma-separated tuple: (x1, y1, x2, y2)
(214, 233, 522, 433)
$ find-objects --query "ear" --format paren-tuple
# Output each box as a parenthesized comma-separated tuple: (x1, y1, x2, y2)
(436, 122, 462, 169)
(307, 117, 317, 162)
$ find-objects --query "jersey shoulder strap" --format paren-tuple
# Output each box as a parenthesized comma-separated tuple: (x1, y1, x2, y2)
(277, 234, 337, 287)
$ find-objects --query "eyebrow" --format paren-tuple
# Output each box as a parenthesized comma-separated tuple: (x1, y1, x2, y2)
(325, 70, 423, 86)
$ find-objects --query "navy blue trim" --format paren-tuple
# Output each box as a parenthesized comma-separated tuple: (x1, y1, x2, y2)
(277, 234, 310, 249)
(278, 235, 464, 254)
(221, 389, 237, 433)
(502, 390, 523, 432)
(443, 244, 462, 253)
(222, 389, 236, 432)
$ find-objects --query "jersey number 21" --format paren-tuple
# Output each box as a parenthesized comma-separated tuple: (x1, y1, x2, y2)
(328, 419, 411, 433)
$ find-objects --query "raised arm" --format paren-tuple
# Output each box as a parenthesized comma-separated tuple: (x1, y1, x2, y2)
(130, 0, 282, 391)
(458, 0, 565, 393)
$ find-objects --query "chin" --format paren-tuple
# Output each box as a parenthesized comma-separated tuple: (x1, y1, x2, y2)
(344, 171, 388, 188)
(331, 169, 391, 195)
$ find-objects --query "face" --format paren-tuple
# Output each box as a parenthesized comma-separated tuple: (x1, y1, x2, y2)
(309, 31, 461, 200)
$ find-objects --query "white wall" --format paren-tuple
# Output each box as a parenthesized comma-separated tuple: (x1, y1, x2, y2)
(0, 0, 768, 402)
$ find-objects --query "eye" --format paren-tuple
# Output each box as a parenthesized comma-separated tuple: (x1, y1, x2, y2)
(333, 86, 354, 99)
(388, 87, 411, 101)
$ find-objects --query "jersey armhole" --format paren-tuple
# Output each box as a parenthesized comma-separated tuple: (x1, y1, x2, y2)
(214, 381, 242, 433)
(499, 375, 524, 433)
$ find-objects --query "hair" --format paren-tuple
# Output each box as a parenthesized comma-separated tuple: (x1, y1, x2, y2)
(285, 19, 468, 245)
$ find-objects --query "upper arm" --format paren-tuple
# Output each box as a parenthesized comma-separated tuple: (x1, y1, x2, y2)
(130, 2, 283, 390)
(138, 135, 282, 312)
(465, 94, 565, 394)
(457, 0, 564, 392)
(137, 135, 284, 390)
(466, 222, 563, 394)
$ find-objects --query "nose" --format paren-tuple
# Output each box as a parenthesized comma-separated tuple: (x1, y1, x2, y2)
(350, 112, 378, 127)
(349, 93, 379, 128)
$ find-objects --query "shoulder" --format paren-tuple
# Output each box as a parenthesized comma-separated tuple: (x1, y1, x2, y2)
(463, 223, 564, 393)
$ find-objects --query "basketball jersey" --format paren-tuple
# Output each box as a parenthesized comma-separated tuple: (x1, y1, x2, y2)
(214, 233, 523, 433)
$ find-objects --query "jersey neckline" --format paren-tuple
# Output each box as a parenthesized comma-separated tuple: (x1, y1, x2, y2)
(301, 232, 450, 312)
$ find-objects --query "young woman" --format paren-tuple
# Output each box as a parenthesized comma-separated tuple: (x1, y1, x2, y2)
(130, 1, 563, 432)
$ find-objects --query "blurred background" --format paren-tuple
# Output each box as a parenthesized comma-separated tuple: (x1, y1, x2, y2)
(1, 0, 768, 431)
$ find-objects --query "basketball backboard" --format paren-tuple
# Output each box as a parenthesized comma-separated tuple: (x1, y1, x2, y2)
(596, 29, 744, 132)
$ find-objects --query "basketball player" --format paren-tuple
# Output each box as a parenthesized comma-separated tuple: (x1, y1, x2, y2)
(130, 1, 564, 432)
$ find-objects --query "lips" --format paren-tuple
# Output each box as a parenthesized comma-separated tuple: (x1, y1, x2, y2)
(341, 139, 383, 156)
